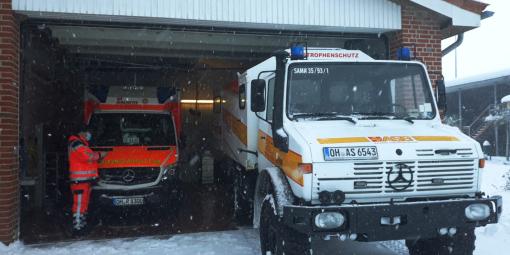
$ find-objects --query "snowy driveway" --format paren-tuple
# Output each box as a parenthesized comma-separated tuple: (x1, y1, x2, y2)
(2, 159, 509, 255)
(1, 229, 408, 255)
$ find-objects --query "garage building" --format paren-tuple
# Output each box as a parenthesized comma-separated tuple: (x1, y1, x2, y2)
(0, 0, 488, 244)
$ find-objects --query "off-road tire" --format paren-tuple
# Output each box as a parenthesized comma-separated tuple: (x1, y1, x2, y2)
(259, 194, 310, 255)
(406, 227, 476, 255)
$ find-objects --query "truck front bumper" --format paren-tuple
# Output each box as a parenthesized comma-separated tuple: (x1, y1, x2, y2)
(283, 196, 502, 242)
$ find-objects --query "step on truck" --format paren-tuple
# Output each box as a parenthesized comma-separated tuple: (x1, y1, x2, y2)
(84, 85, 181, 210)
(220, 47, 502, 255)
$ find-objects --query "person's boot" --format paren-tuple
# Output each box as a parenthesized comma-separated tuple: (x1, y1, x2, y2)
(71, 213, 87, 237)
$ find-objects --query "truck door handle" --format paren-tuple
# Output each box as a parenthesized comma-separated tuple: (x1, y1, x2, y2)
(260, 136, 266, 140)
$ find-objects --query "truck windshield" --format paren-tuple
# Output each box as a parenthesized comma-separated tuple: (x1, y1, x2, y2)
(88, 113, 176, 146)
(287, 62, 436, 121)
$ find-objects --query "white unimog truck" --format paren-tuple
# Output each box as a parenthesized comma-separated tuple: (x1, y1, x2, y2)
(220, 47, 502, 255)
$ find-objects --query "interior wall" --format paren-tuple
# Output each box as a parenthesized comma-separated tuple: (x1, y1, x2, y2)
(21, 27, 82, 180)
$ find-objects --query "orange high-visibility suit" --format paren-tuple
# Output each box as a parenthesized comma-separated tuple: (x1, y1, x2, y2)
(68, 135, 100, 230)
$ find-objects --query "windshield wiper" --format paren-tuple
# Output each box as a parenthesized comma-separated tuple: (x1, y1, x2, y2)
(292, 113, 357, 124)
(395, 116, 415, 124)
(355, 112, 415, 124)
(355, 112, 393, 119)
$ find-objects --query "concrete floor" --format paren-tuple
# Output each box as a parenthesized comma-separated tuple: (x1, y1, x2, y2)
(20, 183, 237, 244)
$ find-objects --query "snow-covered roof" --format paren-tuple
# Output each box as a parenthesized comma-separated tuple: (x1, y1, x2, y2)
(446, 69, 510, 93)
(501, 95, 510, 104)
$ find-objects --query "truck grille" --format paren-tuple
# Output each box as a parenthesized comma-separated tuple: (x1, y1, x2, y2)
(313, 159, 477, 199)
(416, 148, 474, 157)
(99, 167, 160, 185)
(348, 159, 476, 194)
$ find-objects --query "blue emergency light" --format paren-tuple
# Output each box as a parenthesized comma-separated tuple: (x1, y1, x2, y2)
(290, 45, 306, 60)
(397, 47, 412, 61)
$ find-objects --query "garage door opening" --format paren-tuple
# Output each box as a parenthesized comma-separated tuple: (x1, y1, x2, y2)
(18, 21, 388, 244)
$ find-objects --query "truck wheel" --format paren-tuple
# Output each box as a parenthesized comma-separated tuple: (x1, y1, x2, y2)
(259, 194, 310, 255)
(233, 172, 252, 224)
(406, 227, 476, 255)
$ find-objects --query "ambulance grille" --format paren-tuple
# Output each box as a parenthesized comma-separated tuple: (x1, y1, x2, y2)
(342, 159, 477, 194)
(99, 167, 160, 185)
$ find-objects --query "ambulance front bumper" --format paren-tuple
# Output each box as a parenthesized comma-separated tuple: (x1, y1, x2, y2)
(93, 182, 180, 208)
(283, 196, 502, 241)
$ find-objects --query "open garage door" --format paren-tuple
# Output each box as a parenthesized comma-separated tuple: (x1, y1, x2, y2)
(18, 22, 388, 243)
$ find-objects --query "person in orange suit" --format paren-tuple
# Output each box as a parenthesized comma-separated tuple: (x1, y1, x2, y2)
(67, 127, 106, 235)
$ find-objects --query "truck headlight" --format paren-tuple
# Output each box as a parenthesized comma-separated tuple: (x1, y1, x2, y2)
(314, 212, 345, 229)
(465, 203, 491, 221)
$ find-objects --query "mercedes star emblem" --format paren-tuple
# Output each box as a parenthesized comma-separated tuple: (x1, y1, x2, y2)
(387, 163, 413, 191)
(122, 169, 136, 183)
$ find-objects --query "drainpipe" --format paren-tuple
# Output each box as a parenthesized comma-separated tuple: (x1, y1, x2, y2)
(441, 11, 494, 57)
(442, 33, 464, 57)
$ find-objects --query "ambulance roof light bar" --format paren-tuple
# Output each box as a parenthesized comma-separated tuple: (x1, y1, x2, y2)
(290, 43, 307, 60)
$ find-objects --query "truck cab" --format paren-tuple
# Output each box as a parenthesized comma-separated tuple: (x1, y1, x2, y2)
(221, 47, 502, 255)
(84, 85, 181, 209)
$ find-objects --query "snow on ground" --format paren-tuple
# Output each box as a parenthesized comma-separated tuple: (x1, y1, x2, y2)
(0, 229, 260, 255)
(1, 158, 509, 255)
(474, 157, 510, 255)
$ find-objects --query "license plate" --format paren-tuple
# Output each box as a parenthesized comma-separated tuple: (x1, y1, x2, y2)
(112, 197, 145, 206)
(323, 146, 378, 161)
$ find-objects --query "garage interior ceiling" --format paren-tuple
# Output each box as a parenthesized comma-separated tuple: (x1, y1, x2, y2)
(48, 25, 350, 61)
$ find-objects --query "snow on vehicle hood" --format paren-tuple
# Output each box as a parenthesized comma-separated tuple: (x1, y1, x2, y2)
(289, 120, 480, 162)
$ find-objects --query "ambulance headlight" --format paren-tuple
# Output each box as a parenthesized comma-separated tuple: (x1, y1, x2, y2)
(465, 203, 491, 221)
(314, 212, 345, 229)
(161, 165, 176, 180)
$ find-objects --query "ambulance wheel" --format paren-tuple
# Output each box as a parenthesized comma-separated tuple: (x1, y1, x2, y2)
(259, 194, 310, 255)
(405, 227, 475, 255)
(233, 171, 252, 225)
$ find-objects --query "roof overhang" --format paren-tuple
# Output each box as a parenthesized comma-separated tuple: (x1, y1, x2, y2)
(410, 0, 487, 39)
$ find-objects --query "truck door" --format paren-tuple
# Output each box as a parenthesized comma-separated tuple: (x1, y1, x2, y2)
(257, 76, 276, 170)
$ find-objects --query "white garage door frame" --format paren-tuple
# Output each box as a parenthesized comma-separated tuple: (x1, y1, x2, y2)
(13, 0, 402, 34)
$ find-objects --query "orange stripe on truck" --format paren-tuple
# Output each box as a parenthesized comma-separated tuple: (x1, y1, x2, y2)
(258, 130, 304, 186)
(223, 110, 248, 145)
(318, 136, 459, 144)
(317, 137, 370, 144)
(412, 136, 459, 142)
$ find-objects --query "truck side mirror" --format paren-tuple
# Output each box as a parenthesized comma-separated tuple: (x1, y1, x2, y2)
(250, 79, 266, 112)
(436, 79, 447, 113)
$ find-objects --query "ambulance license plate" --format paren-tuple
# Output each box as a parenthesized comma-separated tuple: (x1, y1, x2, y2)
(323, 146, 378, 161)
(112, 197, 145, 206)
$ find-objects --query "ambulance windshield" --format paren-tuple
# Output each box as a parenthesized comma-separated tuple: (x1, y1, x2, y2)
(88, 113, 176, 146)
(287, 62, 436, 121)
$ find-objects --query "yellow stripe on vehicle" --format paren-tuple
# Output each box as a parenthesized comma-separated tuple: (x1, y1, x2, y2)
(223, 110, 248, 145)
(412, 136, 459, 142)
(318, 136, 460, 144)
(258, 130, 304, 186)
(317, 137, 370, 144)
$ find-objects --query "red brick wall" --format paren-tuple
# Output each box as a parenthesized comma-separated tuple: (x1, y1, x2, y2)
(388, 2, 443, 84)
(0, 0, 20, 245)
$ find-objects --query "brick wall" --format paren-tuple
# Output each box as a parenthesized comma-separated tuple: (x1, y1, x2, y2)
(388, 1, 443, 84)
(0, 0, 20, 245)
